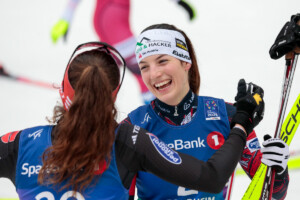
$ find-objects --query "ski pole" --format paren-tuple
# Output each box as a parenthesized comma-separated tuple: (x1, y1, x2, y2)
(0, 65, 54, 90)
(266, 48, 299, 200)
(242, 45, 299, 200)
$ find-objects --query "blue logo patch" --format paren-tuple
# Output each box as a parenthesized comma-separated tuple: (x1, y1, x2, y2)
(246, 137, 261, 153)
(204, 99, 220, 120)
(147, 133, 182, 164)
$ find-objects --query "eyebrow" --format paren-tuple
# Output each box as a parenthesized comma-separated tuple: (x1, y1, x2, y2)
(140, 55, 166, 64)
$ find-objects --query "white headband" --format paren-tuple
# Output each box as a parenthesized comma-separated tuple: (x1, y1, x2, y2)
(135, 29, 192, 64)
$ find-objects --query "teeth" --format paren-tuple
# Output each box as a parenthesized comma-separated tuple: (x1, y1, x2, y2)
(155, 80, 170, 88)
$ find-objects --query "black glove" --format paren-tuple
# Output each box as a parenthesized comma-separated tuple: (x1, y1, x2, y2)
(261, 134, 289, 175)
(269, 13, 300, 59)
(177, 0, 196, 21)
(231, 79, 265, 135)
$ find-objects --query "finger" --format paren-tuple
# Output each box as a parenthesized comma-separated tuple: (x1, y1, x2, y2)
(263, 134, 272, 141)
(262, 139, 287, 148)
(261, 146, 284, 155)
(261, 158, 284, 169)
(262, 152, 286, 160)
(235, 79, 247, 101)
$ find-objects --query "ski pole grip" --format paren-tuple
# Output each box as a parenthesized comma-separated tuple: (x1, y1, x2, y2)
(295, 20, 300, 53)
(285, 20, 300, 59)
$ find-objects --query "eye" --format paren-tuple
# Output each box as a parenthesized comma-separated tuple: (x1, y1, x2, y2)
(158, 59, 168, 64)
(139, 64, 148, 71)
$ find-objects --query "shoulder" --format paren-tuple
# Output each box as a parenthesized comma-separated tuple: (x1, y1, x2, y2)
(16, 125, 53, 149)
(198, 95, 224, 101)
(224, 102, 236, 118)
(19, 125, 52, 138)
(0, 130, 22, 144)
(128, 104, 151, 119)
(198, 95, 228, 106)
(198, 95, 229, 108)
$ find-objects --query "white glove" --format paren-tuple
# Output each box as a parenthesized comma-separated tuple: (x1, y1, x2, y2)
(261, 135, 289, 175)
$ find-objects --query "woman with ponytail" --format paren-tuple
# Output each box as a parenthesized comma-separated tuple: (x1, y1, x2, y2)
(0, 42, 263, 199)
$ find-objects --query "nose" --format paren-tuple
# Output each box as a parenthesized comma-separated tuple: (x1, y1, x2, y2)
(149, 64, 162, 80)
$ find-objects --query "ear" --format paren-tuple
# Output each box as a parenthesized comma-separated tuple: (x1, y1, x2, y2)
(183, 62, 192, 71)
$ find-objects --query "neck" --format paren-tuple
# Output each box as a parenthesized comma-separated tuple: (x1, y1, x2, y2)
(152, 90, 197, 126)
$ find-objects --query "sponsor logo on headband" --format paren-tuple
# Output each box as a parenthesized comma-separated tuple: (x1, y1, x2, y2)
(140, 49, 159, 57)
(136, 37, 150, 54)
(136, 37, 171, 54)
(175, 38, 188, 51)
(148, 40, 171, 48)
(172, 50, 191, 60)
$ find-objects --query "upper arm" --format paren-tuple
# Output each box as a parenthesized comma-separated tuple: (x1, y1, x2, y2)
(0, 130, 21, 185)
(120, 116, 132, 125)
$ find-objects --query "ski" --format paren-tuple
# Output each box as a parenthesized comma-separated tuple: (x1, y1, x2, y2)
(0, 65, 54, 90)
(242, 92, 300, 200)
(242, 49, 299, 200)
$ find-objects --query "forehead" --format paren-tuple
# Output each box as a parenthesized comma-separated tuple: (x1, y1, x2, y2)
(140, 54, 177, 63)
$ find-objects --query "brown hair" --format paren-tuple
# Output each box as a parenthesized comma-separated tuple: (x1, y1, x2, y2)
(141, 23, 200, 94)
(38, 50, 120, 193)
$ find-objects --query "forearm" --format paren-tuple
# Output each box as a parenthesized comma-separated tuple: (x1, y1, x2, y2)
(272, 168, 289, 200)
(116, 124, 246, 193)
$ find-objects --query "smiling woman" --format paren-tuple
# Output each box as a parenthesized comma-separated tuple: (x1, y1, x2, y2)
(123, 23, 290, 200)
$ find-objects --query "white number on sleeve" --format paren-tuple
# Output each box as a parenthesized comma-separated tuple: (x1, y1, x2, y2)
(177, 186, 198, 196)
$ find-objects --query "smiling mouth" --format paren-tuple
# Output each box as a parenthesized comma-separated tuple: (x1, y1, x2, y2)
(154, 80, 172, 90)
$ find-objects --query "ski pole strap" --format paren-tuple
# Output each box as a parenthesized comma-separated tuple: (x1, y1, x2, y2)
(269, 13, 300, 59)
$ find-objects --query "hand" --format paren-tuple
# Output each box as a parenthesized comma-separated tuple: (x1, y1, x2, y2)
(50, 19, 69, 44)
(269, 13, 300, 59)
(261, 134, 289, 175)
(231, 79, 265, 135)
(177, 0, 196, 21)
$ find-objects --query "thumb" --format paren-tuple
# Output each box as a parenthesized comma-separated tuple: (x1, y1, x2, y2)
(263, 134, 272, 141)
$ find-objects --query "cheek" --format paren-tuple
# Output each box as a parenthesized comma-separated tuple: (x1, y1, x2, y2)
(141, 72, 150, 84)
(174, 67, 188, 81)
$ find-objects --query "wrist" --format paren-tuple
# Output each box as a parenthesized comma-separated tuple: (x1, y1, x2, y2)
(234, 124, 247, 137)
(231, 111, 253, 135)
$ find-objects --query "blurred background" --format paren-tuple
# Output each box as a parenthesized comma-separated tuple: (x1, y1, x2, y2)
(0, 0, 299, 199)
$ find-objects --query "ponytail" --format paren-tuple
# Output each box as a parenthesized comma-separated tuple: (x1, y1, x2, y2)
(39, 50, 118, 193)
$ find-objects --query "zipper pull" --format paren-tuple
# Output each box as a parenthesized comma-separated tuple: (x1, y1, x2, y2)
(174, 106, 179, 116)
